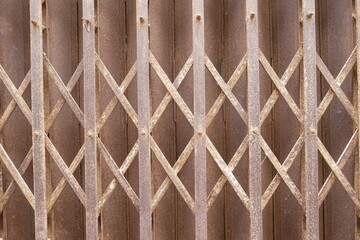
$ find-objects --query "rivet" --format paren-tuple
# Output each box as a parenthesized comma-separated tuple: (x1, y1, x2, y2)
(87, 130, 94, 137)
(307, 12, 314, 18)
(197, 130, 203, 136)
(310, 128, 317, 135)
(141, 129, 146, 136)
(139, 16, 145, 23)
(250, 127, 258, 135)
(196, 15, 201, 21)
(34, 131, 40, 137)
(250, 12, 255, 19)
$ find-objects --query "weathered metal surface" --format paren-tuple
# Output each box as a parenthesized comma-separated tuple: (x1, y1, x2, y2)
(82, 0, 97, 239)
(193, 0, 207, 239)
(1, 0, 360, 239)
(30, 0, 47, 239)
(302, 0, 319, 239)
(136, 0, 151, 239)
(245, 0, 262, 239)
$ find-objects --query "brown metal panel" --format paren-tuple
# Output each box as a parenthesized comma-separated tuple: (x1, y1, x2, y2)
(82, 0, 97, 238)
(245, 0, 262, 239)
(46, 0, 83, 239)
(203, 1, 226, 239)
(302, 0, 319, 239)
(97, 0, 128, 239)
(149, 0, 176, 239)
(0, 1, 34, 239)
(30, 0, 47, 239)
(136, 0, 151, 239)
(174, 0, 195, 238)
(222, 1, 249, 238)
(257, 1, 274, 238)
(271, 0, 302, 239)
(317, 1, 355, 239)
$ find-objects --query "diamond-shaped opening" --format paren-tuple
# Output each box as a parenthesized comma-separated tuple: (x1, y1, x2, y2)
(177, 151, 194, 200)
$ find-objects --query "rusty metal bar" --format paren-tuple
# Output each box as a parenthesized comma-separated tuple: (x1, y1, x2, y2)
(245, 0, 262, 239)
(83, 0, 97, 239)
(356, 0, 360, 237)
(30, 0, 47, 239)
(302, 0, 319, 239)
(193, 0, 207, 239)
(136, 0, 151, 239)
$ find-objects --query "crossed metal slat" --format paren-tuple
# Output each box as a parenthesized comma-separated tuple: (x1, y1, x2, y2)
(0, 60, 87, 209)
(206, 46, 306, 210)
(96, 51, 196, 213)
(315, 48, 360, 207)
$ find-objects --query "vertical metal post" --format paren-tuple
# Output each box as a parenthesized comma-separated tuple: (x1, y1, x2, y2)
(355, 0, 360, 238)
(136, 0, 151, 239)
(30, 0, 47, 239)
(193, 0, 207, 239)
(245, 0, 262, 239)
(302, 0, 319, 239)
(83, 0, 97, 239)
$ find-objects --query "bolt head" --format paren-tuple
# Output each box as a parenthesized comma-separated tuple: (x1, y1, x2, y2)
(87, 130, 94, 137)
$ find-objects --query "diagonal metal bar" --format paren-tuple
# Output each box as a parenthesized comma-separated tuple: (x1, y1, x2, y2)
(149, 51, 194, 126)
(0, 144, 35, 209)
(206, 54, 247, 128)
(207, 135, 249, 209)
(318, 130, 358, 205)
(96, 140, 139, 216)
(150, 138, 195, 213)
(206, 137, 250, 210)
(317, 47, 356, 122)
(205, 56, 248, 124)
(151, 138, 194, 212)
(317, 54, 358, 125)
(44, 55, 84, 124)
(0, 64, 33, 123)
(317, 137, 360, 208)
(0, 147, 33, 213)
(260, 47, 303, 125)
(47, 145, 84, 211)
(45, 59, 84, 131)
(259, 136, 304, 207)
(262, 133, 305, 210)
(0, 70, 31, 131)
(259, 50, 303, 122)
(45, 136, 86, 206)
(96, 54, 138, 126)
(97, 140, 140, 209)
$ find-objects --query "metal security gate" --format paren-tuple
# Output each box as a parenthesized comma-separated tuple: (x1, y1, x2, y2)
(0, 0, 360, 239)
